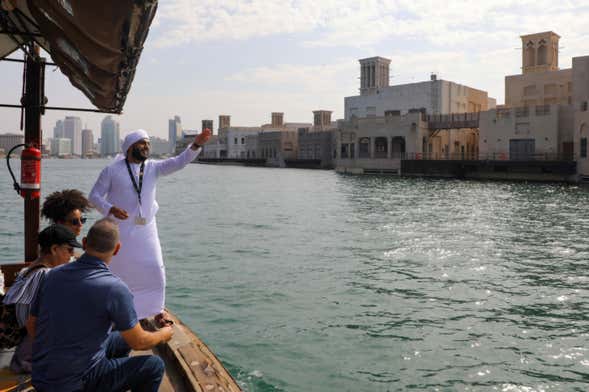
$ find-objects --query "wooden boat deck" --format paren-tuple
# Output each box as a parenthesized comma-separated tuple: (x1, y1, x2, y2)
(0, 264, 241, 392)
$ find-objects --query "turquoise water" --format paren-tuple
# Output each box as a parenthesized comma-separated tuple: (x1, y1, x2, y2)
(2, 160, 589, 391)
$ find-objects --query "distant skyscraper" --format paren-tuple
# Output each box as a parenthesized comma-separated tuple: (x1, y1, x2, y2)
(100, 115, 120, 156)
(53, 120, 64, 139)
(51, 138, 72, 157)
(82, 129, 94, 156)
(63, 116, 82, 155)
(168, 115, 182, 153)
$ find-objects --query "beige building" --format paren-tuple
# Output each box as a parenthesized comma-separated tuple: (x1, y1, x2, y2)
(346, 56, 495, 120)
(245, 134, 259, 159)
(573, 56, 589, 177)
(484, 31, 589, 171)
(0, 133, 24, 154)
(335, 111, 429, 174)
(258, 131, 298, 167)
(479, 104, 573, 160)
(505, 32, 572, 108)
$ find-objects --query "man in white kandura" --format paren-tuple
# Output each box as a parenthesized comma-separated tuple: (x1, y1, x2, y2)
(89, 128, 211, 322)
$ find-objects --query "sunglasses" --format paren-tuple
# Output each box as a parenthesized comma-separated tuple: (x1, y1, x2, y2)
(70, 217, 87, 226)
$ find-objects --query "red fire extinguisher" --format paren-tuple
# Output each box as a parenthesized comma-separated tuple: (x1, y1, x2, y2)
(6, 143, 41, 199)
(20, 146, 41, 199)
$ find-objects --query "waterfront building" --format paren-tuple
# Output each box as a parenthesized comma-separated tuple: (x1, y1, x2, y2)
(573, 56, 589, 178)
(334, 111, 429, 174)
(258, 131, 298, 167)
(344, 57, 495, 120)
(479, 104, 572, 160)
(200, 135, 222, 158)
(175, 129, 198, 155)
(297, 128, 336, 168)
(505, 32, 572, 108)
(227, 127, 262, 158)
(41, 139, 51, 156)
(63, 116, 82, 156)
(245, 134, 258, 158)
(481, 32, 589, 164)
(0, 132, 24, 154)
(150, 136, 169, 156)
(53, 120, 64, 139)
(51, 138, 72, 157)
(218, 115, 230, 132)
(297, 110, 338, 168)
(81, 128, 94, 157)
(260, 112, 312, 132)
(168, 115, 182, 154)
(100, 115, 120, 156)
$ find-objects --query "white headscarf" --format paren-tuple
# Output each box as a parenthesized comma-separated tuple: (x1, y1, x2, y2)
(115, 129, 150, 161)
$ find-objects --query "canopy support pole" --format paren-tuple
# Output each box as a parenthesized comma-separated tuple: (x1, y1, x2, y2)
(23, 45, 44, 262)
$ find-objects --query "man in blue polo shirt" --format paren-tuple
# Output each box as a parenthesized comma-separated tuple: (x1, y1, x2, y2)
(28, 218, 174, 392)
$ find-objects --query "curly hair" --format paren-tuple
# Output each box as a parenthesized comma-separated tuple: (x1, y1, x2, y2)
(41, 189, 91, 223)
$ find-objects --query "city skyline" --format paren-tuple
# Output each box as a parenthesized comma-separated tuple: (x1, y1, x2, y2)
(0, 1, 587, 139)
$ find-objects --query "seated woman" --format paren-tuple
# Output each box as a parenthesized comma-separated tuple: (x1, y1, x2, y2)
(2, 225, 82, 373)
(41, 189, 91, 238)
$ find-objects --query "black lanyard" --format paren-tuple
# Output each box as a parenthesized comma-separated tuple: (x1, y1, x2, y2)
(125, 159, 144, 205)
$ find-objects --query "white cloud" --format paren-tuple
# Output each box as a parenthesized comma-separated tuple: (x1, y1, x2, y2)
(225, 59, 357, 94)
(153, 0, 589, 50)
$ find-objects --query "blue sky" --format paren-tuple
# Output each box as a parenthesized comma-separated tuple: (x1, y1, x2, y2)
(0, 0, 587, 140)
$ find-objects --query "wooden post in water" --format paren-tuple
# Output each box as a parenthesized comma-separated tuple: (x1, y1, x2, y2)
(23, 45, 44, 262)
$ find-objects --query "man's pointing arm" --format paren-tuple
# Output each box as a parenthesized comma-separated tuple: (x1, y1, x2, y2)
(154, 129, 212, 177)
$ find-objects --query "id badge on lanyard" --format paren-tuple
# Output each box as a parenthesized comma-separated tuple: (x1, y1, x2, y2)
(126, 159, 147, 225)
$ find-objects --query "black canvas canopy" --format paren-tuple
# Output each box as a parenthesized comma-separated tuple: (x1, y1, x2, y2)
(0, 0, 158, 113)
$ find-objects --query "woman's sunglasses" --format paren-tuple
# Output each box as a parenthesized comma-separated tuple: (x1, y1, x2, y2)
(70, 217, 87, 226)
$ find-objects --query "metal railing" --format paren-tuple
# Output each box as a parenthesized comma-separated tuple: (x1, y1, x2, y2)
(402, 152, 576, 161)
(426, 112, 480, 130)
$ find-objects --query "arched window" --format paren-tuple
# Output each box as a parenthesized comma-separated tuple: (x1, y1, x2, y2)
(526, 41, 535, 67)
(537, 40, 547, 65)
(374, 137, 388, 158)
(359, 137, 370, 158)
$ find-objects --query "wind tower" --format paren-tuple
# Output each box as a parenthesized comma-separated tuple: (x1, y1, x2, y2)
(521, 31, 560, 74)
(359, 57, 391, 95)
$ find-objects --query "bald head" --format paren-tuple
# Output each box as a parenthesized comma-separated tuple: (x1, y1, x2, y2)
(85, 218, 119, 253)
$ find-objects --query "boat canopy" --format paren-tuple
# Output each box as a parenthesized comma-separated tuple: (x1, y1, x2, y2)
(0, 0, 158, 113)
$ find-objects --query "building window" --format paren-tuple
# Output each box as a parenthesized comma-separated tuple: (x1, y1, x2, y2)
(581, 138, 587, 158)
(582, 101, 588, 112)
(374, 137, 387, 158)
(341, 143, 349, 159)
(234, 138, 237, 144)
(537, 41, 547, 65)
(350, 143, 355, 159)
(391, 137, 406, 158)
(359, 137, 370, 158)
(241, 137, 245, 144)
(525, 41, 535, 67)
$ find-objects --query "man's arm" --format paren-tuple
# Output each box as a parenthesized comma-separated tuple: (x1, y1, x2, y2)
(120, 322, 174, 350)
(89, 166, 114, 216)
(154, 129, 211, 177)
(26, 315, 36, 338)
(89, 166, 129, 219)
(153, 145, 201, 177)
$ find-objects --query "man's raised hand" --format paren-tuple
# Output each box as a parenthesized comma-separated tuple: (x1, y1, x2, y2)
(194, 128, 212, 147)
